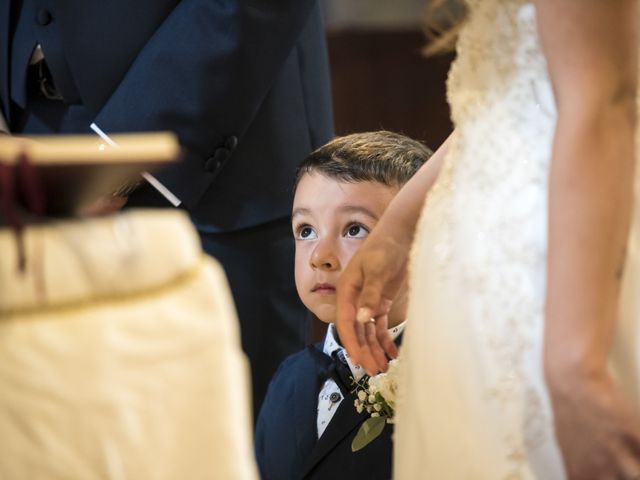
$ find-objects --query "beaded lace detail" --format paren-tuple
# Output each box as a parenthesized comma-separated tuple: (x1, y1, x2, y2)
(410, 0, 559, 477)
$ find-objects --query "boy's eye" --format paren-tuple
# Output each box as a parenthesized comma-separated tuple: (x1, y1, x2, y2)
(345, 224, 369, 239)
(296, 225, 317, 240)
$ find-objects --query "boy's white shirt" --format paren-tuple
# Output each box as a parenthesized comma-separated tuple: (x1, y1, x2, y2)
(316, 321, 405, 438)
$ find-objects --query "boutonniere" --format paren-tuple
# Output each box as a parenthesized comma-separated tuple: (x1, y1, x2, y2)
(351, 358, 400, 452)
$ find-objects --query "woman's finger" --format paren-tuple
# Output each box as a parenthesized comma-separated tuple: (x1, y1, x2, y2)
(374, 313, 398, 360)
(336, 263, 367, 365)
(364, 321, 388, 375)
(618, 453, 640, 480)
(357, 274, 393, 322)
(622, 421, 640, 460)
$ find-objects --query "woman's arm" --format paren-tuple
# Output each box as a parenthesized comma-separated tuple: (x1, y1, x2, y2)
(336, 132, 452, 374)
(536, 0, 640, 476)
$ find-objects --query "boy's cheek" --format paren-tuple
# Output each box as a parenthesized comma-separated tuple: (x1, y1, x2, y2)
(293, 261, 312, 308)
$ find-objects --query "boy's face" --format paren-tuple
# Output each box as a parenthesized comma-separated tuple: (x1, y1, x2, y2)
(292, 172, 400, 324)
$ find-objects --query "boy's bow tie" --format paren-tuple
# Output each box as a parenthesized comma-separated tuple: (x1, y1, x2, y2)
(308, 346, 355, 396)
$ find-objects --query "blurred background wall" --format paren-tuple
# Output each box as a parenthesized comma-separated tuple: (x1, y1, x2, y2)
(308, 1, 454, 341)
(322, 0, 454, 151)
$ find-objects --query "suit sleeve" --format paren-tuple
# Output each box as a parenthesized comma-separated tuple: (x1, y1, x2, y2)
(92, 0, 319, 207)
(254, 358, 288, 480)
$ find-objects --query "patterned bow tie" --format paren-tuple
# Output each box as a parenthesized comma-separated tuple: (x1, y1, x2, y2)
(308, 345, 355, 396)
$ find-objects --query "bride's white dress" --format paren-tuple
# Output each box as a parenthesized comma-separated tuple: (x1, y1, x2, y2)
(394, 0, 640, 478)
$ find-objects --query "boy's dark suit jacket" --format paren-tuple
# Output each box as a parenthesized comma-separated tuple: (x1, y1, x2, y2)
(255, 342, 396, 480)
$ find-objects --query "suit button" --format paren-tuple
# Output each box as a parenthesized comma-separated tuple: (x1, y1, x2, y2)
(329, 392, 341, 403)
(36, 10, 52, 25)
(224, 135, 238, 151)
(204, 147, 231, 172)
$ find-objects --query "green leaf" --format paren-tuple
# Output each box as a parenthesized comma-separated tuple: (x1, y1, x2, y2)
(351, 416, 387, 452)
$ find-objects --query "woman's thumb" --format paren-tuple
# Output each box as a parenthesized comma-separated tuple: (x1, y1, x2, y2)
(356, 278, 391, 323)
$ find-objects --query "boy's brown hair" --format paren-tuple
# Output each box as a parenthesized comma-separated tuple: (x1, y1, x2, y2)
(294, 130, 432, 192)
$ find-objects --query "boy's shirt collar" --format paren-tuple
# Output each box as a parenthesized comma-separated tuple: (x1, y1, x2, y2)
(321, 321, 406, 382)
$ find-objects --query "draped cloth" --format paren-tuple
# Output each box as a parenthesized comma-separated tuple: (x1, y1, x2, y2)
(0, 209, 258, 479)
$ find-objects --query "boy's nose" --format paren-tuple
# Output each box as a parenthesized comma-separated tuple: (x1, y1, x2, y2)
(310, 241, 339, 271)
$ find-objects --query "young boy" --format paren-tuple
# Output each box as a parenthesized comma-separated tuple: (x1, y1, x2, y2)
(255, 131, 432, 480)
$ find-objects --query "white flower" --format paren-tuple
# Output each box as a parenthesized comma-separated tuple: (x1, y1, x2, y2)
(367, 359, 400, 410)
(351, 356, 402, 422)
(351, 356, 403, 453)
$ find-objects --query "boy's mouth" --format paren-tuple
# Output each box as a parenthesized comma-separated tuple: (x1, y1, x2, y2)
(312, 283, 336, 294)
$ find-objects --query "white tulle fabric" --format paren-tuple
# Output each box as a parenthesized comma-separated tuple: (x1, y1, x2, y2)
(395, 0, 640, 478)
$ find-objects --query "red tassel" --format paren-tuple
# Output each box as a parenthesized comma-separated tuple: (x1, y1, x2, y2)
(0, 159, 26, 271)
(18, 152, 46, 216)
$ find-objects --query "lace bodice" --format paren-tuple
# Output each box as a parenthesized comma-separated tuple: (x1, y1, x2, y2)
(448, 0, 555, 128)
(396, 1, 565, 477)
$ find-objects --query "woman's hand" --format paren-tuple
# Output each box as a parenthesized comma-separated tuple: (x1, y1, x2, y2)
(549, 372, 640, 480)
(535, 0, 639, 477)
(336, 227, 410, 375)
(77, 194, 128, 217)
(336, 132, 451, 375)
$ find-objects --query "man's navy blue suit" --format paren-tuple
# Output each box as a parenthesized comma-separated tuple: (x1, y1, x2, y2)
(0, 0, 334, 414)
(255, 343, 395, 480)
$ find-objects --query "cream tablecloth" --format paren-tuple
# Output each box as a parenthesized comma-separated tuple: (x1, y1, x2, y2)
(0, 209, 258, 479)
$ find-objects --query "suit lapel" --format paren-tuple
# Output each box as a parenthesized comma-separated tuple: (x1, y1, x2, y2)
(300, 331, 405, 477)
(0, 0, 12, 125)
(300, 389, 365, 478)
